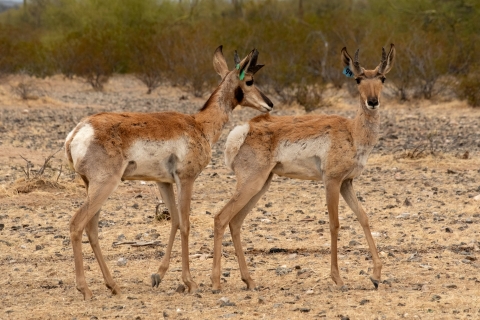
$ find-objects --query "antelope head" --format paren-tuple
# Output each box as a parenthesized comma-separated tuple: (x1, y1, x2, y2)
(342, 44, 396, 110)
(213, 45, 273, 112)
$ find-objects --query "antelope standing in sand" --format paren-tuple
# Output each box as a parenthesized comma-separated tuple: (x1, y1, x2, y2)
(65, 46, 273, 300)
(211, 44, 395, 292)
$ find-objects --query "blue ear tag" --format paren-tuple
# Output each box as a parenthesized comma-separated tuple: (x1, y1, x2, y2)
(343, 66, 354, 78)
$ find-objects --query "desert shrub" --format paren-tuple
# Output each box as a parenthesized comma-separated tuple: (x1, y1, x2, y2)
(0, 0, 479, 102)
(458, 72, 480, 107)
(56, 26, 124, 90)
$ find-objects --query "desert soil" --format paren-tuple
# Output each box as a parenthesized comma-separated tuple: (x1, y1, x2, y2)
(0, 75, 479, 320)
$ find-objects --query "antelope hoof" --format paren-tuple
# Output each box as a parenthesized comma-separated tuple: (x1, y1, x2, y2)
(107, 283, 121, 295)
(242, 278, 256, 290)
(370, 277, 379, 289)
(78, 287, 93, 300)
(151, 273, 161, 288)
(186, 281, 198, 293)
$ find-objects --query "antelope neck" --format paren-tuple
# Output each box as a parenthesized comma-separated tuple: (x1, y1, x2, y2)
(352, 97, 381, 147)
(194, 83, 236, 146)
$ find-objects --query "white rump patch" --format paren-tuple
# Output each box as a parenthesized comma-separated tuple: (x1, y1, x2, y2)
(69, 123, 95, 168)
(224, 123, 250, 171)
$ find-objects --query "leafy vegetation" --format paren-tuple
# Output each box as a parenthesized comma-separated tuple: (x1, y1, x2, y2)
(0, 0, 479, 106)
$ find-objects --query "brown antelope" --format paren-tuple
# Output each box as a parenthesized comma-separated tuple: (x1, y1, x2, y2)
(64, 46, 273, 300)
(211, 44, 395, 292)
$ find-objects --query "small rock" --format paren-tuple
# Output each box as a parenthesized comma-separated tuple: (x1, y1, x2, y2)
(445, 227, 453, 233)
(306, 289, 314, 294)
(269, 247, 288, 254)
(222, 271, 230, 277)
(298, 308, 310, 313)
(349, 240, 361, 246)
(403, 198, 412, 206)
(474, 194, 480, 201)
(218, 297, 236, 307)
(444, 283, 457, 289)
(431, 294, 441, 301)
(359, 299, 369, 305)
(117, 257, 127, 266)
(35, 245, 44, 251)
(258, 296, 266, 304)
(0, 223, 4, 230)
(117, 234, 126, 241)
(275, 265, 292, 276)
(175, 284, 186, 293)
(288, 253, 297, 260)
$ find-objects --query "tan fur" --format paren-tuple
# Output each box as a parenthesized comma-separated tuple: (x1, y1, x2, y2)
(211, 45, 396, 292)
(65, 46, 273, 300)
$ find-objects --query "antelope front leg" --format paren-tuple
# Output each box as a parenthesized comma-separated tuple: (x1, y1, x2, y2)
(341, 179, 382, 288)
(151, 182, 179, 288)
(325, 180, 344, 287)
(176, 179, 198, 292)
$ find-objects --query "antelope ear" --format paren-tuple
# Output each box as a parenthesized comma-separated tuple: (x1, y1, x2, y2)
(234, 50, 241, 67)
(378, 44, 395, 75)
(213, 45, 229, 79)
(341, 47, 363, 77)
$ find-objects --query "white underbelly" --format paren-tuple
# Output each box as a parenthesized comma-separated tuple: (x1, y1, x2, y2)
(272, 137, 329, 180)
(122, 138, 188, 181)
(272, 157, 323, 180)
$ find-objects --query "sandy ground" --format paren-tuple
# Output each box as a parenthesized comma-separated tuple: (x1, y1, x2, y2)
(0, 75, 480, 320)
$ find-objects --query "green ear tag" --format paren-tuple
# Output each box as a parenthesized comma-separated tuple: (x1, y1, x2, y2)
(236, 64, 240, 70)
(239, 69, 245, 81)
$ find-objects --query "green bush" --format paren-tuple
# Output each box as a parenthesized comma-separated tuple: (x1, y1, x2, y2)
(458, 72, 480, 107)
(0, 0, 479, 100)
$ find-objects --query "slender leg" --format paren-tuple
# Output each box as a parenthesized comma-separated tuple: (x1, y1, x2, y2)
(340, 179, 382, 288)
(176, 178, 197, 292)
(325, 179, 343, 286)
(151, 182, 180, 288)
(229, 173, 274, 290)
(212, 170, 273, 292)
(85, 211, 120, 295)
(70, 177, 120, 300)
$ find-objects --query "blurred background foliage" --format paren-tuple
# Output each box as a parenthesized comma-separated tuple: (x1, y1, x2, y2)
(0, 0, 479, 106)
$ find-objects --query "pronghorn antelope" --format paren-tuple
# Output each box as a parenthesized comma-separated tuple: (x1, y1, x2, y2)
(211, 44, 395, 292)
(65, 46, 273, 300)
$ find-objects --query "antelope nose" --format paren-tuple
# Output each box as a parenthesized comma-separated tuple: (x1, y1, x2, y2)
(367, 98, 378, 108)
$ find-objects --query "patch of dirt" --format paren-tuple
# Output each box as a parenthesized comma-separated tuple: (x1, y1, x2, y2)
(0, 75, 480, 319)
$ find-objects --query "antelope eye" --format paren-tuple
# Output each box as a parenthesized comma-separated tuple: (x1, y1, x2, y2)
(381, 77, 386, 83)
(246, 80, 254, 86)
(355, 78, 361, 85)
